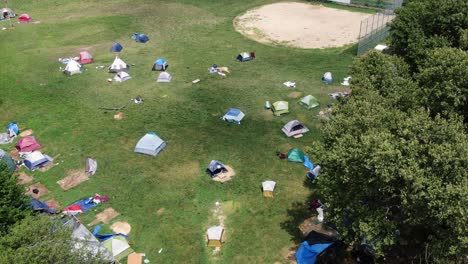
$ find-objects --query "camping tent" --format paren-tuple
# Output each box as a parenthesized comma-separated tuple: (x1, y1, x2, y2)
(287, 148, 305, 163)
(31, 198, 56, 214)
(296, 231, 337, 264)
(322, 72, 333, 84)
(85, 157, 97, 175)
(64, 60, 83, 76)
(78, 51, 93, 64)
(207, 226, 224, 247)
(16, 136, 41, 152)
(110, 42, 123, 52)
(236, 52, 255, 62)
(134, 132, 166, 156)
(282, 120, 309, 137)
(0, 153, 16, 173)
(222, 108, 245, 124)
(299, 95, 319, 109)
(102, 236, 134, 261)
(18, 13, 31, 23)
(108, 56, 129, 73)
(272, 101, 289, 116)
(114, 71, 131, 82)
(152, 58, 168, 71)
(206, 160, 228, 178)
(262, 181, 276, 198)
(156, 72, 172, 82)
(132, 33, 149, 43)
(0, 8, 15, 20)
(7, 122, 19, 137)
(24, 151, 51, 171)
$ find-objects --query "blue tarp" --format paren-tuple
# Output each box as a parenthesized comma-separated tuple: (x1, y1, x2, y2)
(111, 42, 123, 52)
(132, 33, 149, 43)
(31, 198, 56, 214)
(93, 225, 128, 241)
(303, 156, 315, 170)
(7, 122, 19, 135)
(295, 241, 333, 264)
(73, 197, 99, 212)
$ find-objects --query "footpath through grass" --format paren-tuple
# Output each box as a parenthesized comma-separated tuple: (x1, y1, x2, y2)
(0, 0, 359, 263)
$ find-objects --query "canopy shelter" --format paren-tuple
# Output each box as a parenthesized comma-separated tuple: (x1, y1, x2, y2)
(102, 236, 134, 261)
(282, 120, 309, 137)
(152, 58, 168, 71)
(206, 160, 228, 178)
(236, 52, 255, 62)
(63, 60, 84, 76)
(114, 71, 131, 82)
(132, 33, 149, 43)
(262, 181, 276, 198)
(207, 226, 224, 247)
(16, 136, 41, 152)
(272, 101, 289, 116)
(110, 42, 123, 52)
(134, 132, 166, 156)
(222, 108, 245, 125)
(78, 51, 93, 64)
(287, 148, 305, 163)
(157, 72, 172, 82)
(299, 95, 319, 109)
(109, 56, 130, 73)
(1, 8, 15, 20)
(24, 151, 52, 171)
(18, 13, 31, 23)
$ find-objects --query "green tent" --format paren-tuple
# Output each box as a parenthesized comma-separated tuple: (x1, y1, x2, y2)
(1, 154, 16, 173)
(272, 101, 289, 116)
(102, 236, 134, 261)
(299, 95, 319, 109)
(288, 148, 305, 163)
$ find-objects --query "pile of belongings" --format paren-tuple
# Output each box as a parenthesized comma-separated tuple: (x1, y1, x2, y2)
(209, 64, 230, 77)
(62, 195, 109, 216)
(132, 32, 149, 43)
(0, 122, 19, 144)
(133, 96, 144, 104)
(236, 52, 255, 62)
(341, 76, 351, 86)
(283, 81, 296, 88)
(328, 92, 350, 99)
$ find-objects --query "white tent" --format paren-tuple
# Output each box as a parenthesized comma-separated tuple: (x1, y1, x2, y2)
(134, 132, 166, 156)
(282, 120, 309, 137)
(24, 151, 52, 171)
(157, 72, 172, 82)
(207, 226, 224, 247)
(262, 181, 276, 192)
(113, 71, 131, 82)
(63, 60, 83, 76)
(108, 56, 129, 73)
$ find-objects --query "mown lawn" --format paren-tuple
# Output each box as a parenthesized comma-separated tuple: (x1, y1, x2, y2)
(0, 0, 359, 263)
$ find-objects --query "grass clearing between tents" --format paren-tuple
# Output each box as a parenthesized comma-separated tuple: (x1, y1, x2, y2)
(1, 0, 363, 263)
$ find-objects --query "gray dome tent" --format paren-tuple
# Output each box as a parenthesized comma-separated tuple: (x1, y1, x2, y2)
(134, 132, 166, 156)
(282, 120, 309, 137)
(206, 160, 228, 178)
(1, 8, 15, 20)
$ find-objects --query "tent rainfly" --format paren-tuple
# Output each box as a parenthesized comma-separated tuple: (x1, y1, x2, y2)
(109, 56, 129, 73)
(152, 58, 168, 71)
(282, 120, 309, 137)
(299, 95, 319, 109)
(272, 101, 289, 116)
(64, 60, 84, 76)
(206, 160, 228, 178)
(16, 136, 41, 152)
(18, 13, 31, 23)
(102, 236, 134, 261)
(114, 71, 131, 82)
(157, 72, 172, 82)
(132, 33, 149, 43)
(78, 51, 93, 64)
(222, 108, 245, 125)
(262, 181, 276, 198)
(24, 151, 51, 171)
(134, 132, 166, 156)
(1, 8, 15, 20)
(207, 226, 224, 247)
(110, 42, 123, 52)
(236, 52, 255, 62)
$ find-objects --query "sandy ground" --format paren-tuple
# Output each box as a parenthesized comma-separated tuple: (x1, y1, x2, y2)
(57, 170, 89, 190)
(234, 2, 371, 48)
(111, 221, 131, 235)
(89, 207, 120, 226)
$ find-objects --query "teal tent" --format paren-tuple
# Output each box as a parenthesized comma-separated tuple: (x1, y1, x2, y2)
(288, 148, 305, 163)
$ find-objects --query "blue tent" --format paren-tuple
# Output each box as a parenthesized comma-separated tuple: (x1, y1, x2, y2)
(93, 225, 128, 241)
(111, 42, 123, 52)
(152, 58, 168, 71)
(31, 198, 56, 214)
(295, 231, 337, 264)
(7, 122, 19, 135)
(222, 108, 245, 125)
(132, 33, 149, 43)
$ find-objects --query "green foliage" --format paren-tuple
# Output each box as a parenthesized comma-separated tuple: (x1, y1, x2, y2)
(0, 161, 30, 235)
(390, 0, 468, 69)
(312, 94, 468, 261)
(415, 48, 468, 121)
(0, 216, 109, 264)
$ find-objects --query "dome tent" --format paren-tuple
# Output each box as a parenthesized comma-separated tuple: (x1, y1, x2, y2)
(114, 71, 131, 82)
(108, 56, 130, 73)
(110, 42, 123, 52)
(152, 58, 168, 71)
(134, 132, 166, 156)
(78, 51, 93, 64)
(157, 72, 172, 83)
(282, 120, 309, 137)
(205, 160, 228, 178)
(18, 13, 31, 23)
(222, 108, 245, 125)
(272, 101, 289, 116)
(64, 60, 84, 76)
(322, 72, 333, 84)
(1, 8, 15, 20)
(132, 33, 149, 43)
(299, 95, 319, 109)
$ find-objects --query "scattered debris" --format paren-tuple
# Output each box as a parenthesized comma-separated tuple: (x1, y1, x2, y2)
(283, 81, 296, 88)
(114, 112, 124, 120)
(192, 79, 201, 83)
(156, 208, 165, 215)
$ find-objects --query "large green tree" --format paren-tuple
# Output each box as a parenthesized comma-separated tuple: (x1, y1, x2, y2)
(0, 160, 29, 234)
(390, 0, 468, 69)
(311, 93, 468, 262)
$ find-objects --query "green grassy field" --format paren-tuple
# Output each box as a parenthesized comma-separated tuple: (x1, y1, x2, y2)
(0, 0, 360, 263)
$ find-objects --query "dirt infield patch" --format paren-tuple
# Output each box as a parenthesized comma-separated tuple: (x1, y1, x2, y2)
(234, 2, 371, 49)
(26, 183, 49, 198)
(89, 207, 120, 226)
(57, 170, 89, 190)
(111, 221, 131, 235)
(17, 172, 33, 185)
(46, 199, 61, 210)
